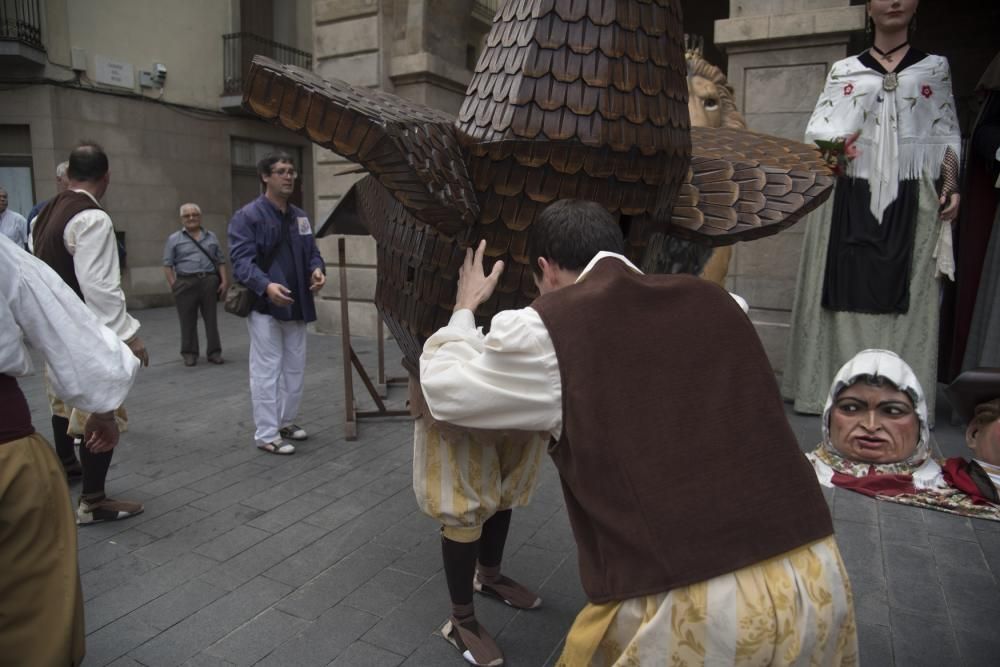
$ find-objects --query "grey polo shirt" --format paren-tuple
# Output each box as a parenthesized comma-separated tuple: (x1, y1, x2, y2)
(163, 229, 225, 275)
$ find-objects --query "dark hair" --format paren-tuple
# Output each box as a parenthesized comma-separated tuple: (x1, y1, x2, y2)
(67, 142, 109, 182)
(528, 199, 624, 276)
(257, 152, 295, 180)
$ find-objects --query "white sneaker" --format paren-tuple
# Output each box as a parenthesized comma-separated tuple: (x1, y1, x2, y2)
(279, 424, 308, 441)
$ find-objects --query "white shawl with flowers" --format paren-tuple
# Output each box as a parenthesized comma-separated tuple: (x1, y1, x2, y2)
(805, 54, 961, 223)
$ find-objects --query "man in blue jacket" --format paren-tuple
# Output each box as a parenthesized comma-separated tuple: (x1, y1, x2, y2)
(229, 153, 325, 455)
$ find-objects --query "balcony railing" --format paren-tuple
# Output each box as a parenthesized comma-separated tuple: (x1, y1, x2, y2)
(0, 0, 44, 50)
(222, 32, 311, 96)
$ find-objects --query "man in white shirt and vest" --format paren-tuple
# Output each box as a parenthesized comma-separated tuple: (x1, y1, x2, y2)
(32, 142, 150, 525)
(419, 199, 857, 666)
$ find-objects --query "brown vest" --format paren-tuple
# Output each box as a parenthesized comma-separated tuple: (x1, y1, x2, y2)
(531, 259, 833, 603)
(0, 374, 34, 445)
(32, 191, 104, 301)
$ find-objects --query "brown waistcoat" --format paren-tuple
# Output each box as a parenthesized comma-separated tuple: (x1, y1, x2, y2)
(32, 191, 104, 301)
(531, 258, 833, 603)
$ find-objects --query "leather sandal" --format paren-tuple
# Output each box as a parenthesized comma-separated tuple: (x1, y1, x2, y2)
(474, 573, 542, 610)
(440, 616, 503, 666)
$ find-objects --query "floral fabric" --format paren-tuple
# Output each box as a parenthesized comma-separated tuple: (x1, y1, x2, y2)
(556, 537, 857, 667)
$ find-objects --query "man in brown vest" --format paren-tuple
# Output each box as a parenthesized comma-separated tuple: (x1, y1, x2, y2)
(33, 142, 149, 525)
(419, 199, 857, 666)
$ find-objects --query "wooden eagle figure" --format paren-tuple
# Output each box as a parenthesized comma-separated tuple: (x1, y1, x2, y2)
(242, 0, 834, 369)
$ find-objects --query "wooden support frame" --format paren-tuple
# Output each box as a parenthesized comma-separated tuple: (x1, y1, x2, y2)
(337, 238, 409, 440)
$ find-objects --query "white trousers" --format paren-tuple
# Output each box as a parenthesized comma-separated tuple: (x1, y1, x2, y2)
(247, 311, 307, 443)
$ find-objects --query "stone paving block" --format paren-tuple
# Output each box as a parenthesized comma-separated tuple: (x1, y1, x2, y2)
(186, 461, 272, 494)
(831, 488, 878, 525)
(107, 656, 150, 667)
(133, 504, 266, 565)
(832, 519, 883, 579)
(179, 653, 238, 666)
(877, 498, 927, 523)
(978, 530, 1000, 573)
(86, 553, 218, 631)
(883, 542, 948, 614)
(248, 490, 337, 533)
(496, 590, 580, 667)
(852, 586, 890, 628)
(879, 515, 929, 547)
(304, 486, 400, 532)
(129, 575, 293, 666)
(198, 521, 330, 591)
(391, 533, 446, 580)
(856, 622, 894, 667)
(370, 510, 438, 553)
(928, 533, 991, 576)
(81, 552, 158, 602)
(972, 517, 1000, 534)
(78, 528, 158, 574)
(503, 543, 568, 593)
(365, 470, 413, 498)
(103, 472, 155, 495)
(243, 462, 351, 510)
(341, 566, 428, 617)
(268, 492, 414, 588)
(278, 542, 403, 620)
(362, 577, 454, 656)
(123, 486, 208, 534)
(922, 509, 978, 542)
(889, 607, 961, 666)
(84, 614, 160, 666)
(938, 568, 1000, 613)
(398, 639, 467, 666)
(257, 604, 382, 667)
(204, 608, 307, 665)
(526, 509, 578, 553)
(134, 503, 210, 538)
(194, 523, 273, 562)
(328, 640, 405, 667)
(140, 462, 222, 497)
(539, 553, 586, 604)
(189, 475, 277, 514)
(130, 579, 228, 631)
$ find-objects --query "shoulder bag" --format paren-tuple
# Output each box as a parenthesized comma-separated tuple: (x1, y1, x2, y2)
(224, 221, 288, 317)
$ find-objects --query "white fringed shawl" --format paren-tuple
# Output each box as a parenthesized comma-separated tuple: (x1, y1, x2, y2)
(805, 54, 961, 223)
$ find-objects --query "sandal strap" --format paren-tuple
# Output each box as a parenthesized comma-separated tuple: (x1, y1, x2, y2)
(442, 617, 503, 667)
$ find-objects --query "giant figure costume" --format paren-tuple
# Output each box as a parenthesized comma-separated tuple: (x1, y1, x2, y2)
(242, 2, 836, 664)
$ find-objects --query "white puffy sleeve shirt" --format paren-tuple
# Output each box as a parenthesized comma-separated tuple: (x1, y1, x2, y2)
(1, 236, 139, 413)
(63, 190, 140, 341)
(418, 252, 751, 439)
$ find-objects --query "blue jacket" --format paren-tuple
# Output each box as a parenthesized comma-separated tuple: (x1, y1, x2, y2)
(228, 195, 325, 322)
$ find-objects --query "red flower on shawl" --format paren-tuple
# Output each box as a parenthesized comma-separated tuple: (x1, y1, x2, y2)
(843, 83, 854, 96)
(921, 85, 933, 98)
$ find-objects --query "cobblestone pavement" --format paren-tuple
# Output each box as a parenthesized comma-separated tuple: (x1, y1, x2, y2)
(19, 306, 1000, 666)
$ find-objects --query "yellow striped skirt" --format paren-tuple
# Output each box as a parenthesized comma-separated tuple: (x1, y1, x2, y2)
(557, 536, 857, 667)
(412, 417, 547, 542)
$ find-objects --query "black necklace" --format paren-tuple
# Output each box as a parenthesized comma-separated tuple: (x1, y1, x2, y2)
(872, 41, 909, 62)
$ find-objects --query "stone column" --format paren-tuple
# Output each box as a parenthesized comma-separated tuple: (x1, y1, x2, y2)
(714, 0, 864, 372)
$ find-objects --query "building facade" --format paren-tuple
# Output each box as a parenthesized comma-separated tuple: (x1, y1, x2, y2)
(1, 0, 315, 307)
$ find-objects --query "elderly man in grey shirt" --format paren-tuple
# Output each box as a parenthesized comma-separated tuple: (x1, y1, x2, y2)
(163, 202, 230, 366)
(0, 187, 28, 249)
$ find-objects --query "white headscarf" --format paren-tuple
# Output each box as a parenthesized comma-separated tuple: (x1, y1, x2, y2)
(822, 349, 930, 464)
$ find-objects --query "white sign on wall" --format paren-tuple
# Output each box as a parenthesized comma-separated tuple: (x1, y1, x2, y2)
(93, 55, 135, 89)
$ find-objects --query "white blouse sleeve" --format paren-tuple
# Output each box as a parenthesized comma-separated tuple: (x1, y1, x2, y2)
(65, 210, 141, 341)
(419, 307, 563, 437)
(4, 239, 139, 413)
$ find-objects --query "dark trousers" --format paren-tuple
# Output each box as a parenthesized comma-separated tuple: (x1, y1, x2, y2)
(173, 273, 221, 359)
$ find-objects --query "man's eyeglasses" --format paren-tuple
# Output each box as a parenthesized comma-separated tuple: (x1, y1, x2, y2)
(271, 168, 297, 177)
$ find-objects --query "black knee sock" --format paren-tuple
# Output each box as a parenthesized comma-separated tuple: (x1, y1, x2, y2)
(441, 535, 479, 614)
(51, 415, 78, 467)
(80, 444, 113, 496)
(478, 509, 512, 570)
